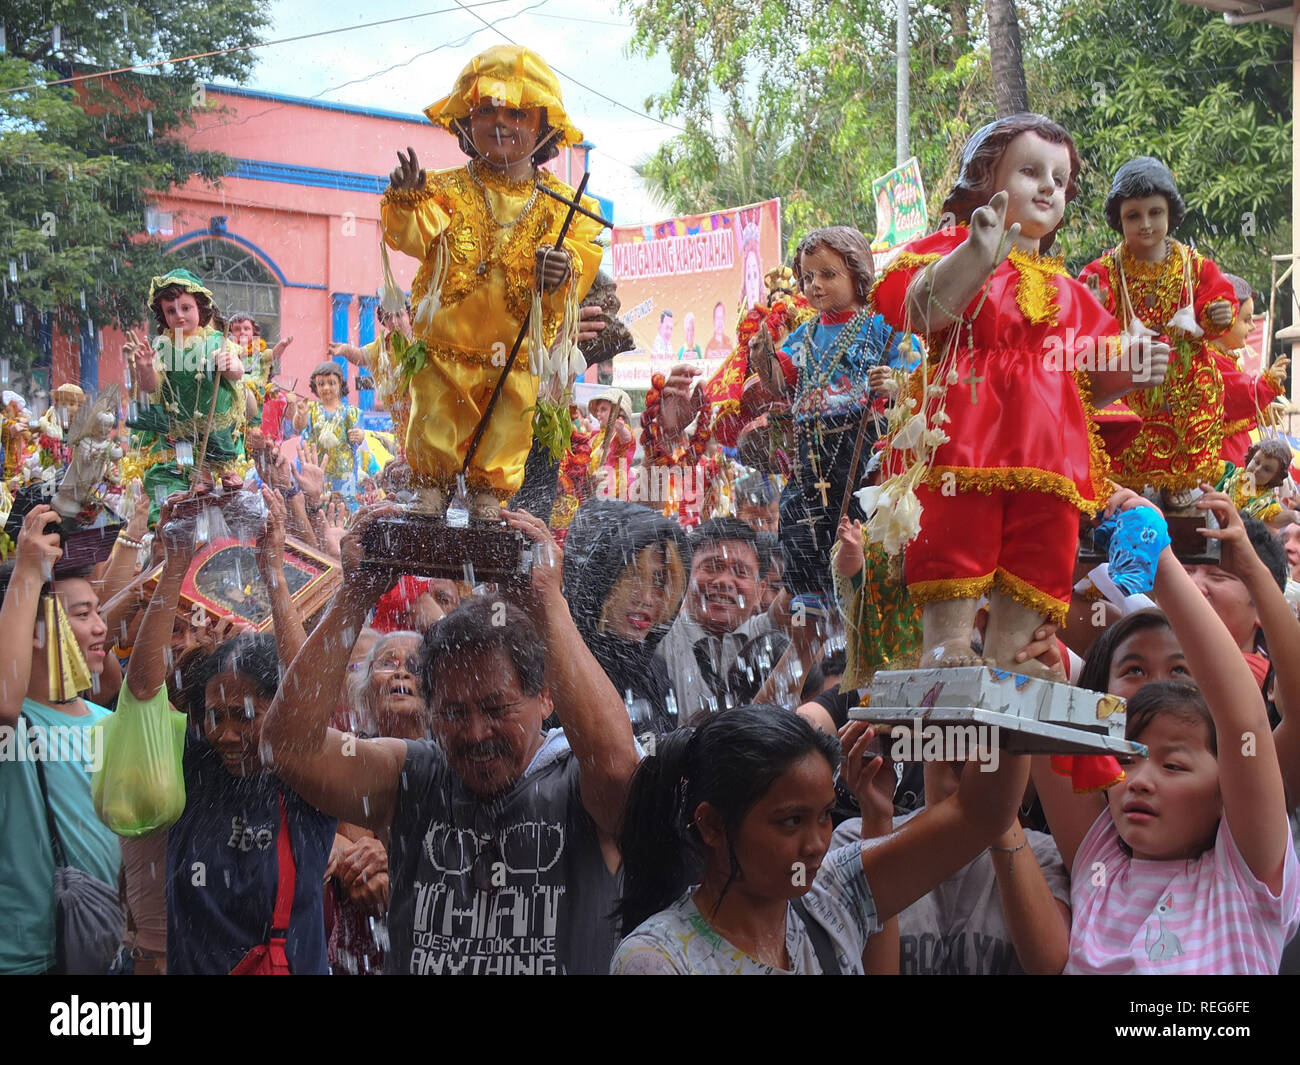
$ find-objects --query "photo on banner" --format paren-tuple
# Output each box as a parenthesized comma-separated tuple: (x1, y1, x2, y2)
(609, 199, 782, 390)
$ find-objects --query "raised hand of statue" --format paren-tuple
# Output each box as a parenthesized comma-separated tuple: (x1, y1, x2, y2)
(968, 190, 1019, 274)
(389, 146, 426, 192)
(833, 516, 865, 579)
(536, 245, 571, 293)
(1269, 354, 1290, 379)
(270, 335, 294, 371)
(657, 364, 704, 437)
(1207, 299, 1234, 329)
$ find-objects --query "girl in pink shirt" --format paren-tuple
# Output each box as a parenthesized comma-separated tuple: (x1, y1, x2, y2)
(1035, 490, 1300, 974)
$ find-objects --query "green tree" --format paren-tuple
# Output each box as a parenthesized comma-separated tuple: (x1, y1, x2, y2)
(623, 0, 1290, 295)
(1046, 0, 1291, 286)
(0, 1, 270, 387)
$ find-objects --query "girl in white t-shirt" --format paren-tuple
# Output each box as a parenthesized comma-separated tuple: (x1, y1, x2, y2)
(1035, 490, 1300, 973)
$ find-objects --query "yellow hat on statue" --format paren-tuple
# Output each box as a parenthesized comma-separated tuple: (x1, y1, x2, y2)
(424, 45, 584, 147)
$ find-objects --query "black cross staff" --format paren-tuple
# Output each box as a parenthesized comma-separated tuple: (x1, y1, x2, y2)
(460, 172, 612, 476)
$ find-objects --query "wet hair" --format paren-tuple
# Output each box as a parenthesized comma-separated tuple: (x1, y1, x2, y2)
(419, 596, 546, 702)
(793, 226, 875, 303)
(452, 111, 561, 167)
(225, 313, 262, 336)
(942, 113, 1081, 252)
(183, 634, 281, 719)
(1077, 609, 1176, 695)
(0, 563, 93, 604)
(1242, 514, 1288, 592)
(1125, 680, 1216, 757)
(614, 704, 840, 936)
(150, 283, 219, 333)
(1103, 157, 1186, 234)
(689, 517, 770, 578)
(309, 360, 348, 399)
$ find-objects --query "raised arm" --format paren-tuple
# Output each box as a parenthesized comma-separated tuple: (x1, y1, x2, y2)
(1170, 492, 1291, 891)
(1197, 491, 1300, 810)
(255, 486, 308, 664)
(125, 494, 196, 701)
(501, 509, 640, 844)
(262, 504, 407, 832)
(0, 507, 63, 727)
(862, 750, 1030, 922)
(904, 192, 1014, 334)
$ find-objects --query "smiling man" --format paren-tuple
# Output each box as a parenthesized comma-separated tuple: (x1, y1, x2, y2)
(0, 506, 119, 974)
(263, 505, 641, 975)
(653, 517, 774, 725)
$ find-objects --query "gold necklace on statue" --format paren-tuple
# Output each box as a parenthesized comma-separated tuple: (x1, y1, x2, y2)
(468, 159, 541, 277)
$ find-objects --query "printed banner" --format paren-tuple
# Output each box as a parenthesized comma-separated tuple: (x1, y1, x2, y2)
(871, 157, 929, 257)
(610, 198, 782, 360)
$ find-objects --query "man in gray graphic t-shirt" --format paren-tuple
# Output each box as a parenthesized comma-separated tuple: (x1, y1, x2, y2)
(265, 507, 641, 974)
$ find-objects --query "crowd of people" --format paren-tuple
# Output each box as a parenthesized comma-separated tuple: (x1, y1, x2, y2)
(1, 45, 1298, 977)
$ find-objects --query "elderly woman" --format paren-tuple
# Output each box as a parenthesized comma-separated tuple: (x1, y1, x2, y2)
(327, 629, 430, 974)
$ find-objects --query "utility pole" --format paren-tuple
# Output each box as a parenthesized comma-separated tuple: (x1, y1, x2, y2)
(896, 0, 910, 166)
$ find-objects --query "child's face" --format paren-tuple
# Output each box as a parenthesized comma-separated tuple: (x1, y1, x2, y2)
(1109, 713, 1221, 861)
(798, 245, 857, 315)
(1226, 296, 1254, 347)
(1106, 626, 1190, 701)
(991, 131, 1070, 241)
(160, 293, 202, 337)
(1118, 195, 1170, 260)
(314, 373, 342, 405)
(228, 319, 257, 343)
(589, 399, 612, 427)
(700, 752, 835, 906)
(1246, 449, 1283, 489)
(469, 102, 543, 168)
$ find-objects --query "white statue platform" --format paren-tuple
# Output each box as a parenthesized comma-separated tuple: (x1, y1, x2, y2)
(849, 666, 1148, 756)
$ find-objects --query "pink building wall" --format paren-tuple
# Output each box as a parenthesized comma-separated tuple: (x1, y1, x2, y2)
(89, 85, 593, 408)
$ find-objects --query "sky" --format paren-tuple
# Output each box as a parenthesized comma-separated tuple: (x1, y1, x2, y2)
(219, 0, 683, 226)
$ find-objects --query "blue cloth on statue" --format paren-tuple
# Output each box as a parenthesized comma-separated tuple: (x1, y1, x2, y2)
(782, 314, 915, 423)
(1093, 507, 1171, 596)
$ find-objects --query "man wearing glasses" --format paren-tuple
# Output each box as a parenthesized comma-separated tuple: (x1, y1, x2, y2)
(264, 506, 641, 974)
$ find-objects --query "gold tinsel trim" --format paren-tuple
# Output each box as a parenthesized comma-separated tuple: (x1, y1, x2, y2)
(1007, 246, 1065, 326)
(924, 464, 1103, 516)
(907, 572, 996, 604)
(993, 566, 1070, 627)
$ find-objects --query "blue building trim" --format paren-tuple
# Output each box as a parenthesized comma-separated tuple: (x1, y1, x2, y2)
(356, 295, 380, 412)
(229, 158, 388, 196)
(330, 293, 353, 379)
(166, 229, 328, 290)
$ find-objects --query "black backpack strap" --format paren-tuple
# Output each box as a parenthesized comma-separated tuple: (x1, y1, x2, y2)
(21, 712, 68, 868)
(790, 897, 840, 975)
